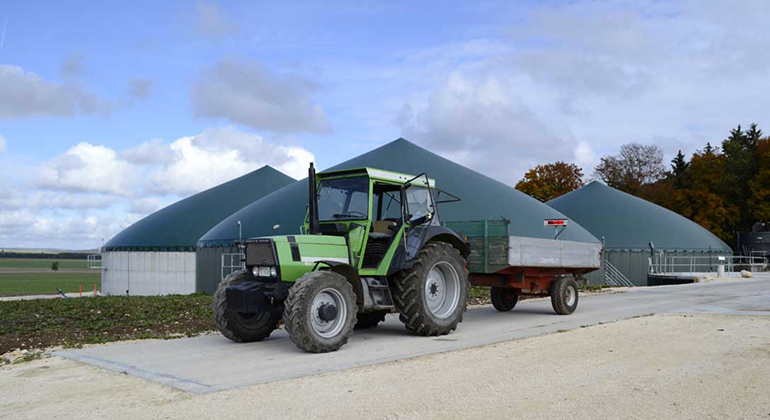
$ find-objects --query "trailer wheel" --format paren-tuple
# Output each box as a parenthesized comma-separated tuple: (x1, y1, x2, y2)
(213, 270, 282, 343)
(550, 277, 579, 315)
(284, 271, 358, 353)
(390, 242, 469, 336)
(491, 287, 519, 312)
(355, 310, 388, 329)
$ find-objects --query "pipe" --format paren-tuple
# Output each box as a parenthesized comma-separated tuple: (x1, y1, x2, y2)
(308, 163, 320, 235)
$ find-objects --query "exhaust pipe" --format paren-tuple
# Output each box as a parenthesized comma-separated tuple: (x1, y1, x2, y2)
(308, 162, 320, 235)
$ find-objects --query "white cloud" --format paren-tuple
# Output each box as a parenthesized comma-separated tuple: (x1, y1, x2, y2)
(37, 142, 138, 195)
(194, 1, 238, 41)
(145, 126, 311, 194)
(0, 64, 152, 119)
(191, 57, 330, 134)
(0, 210, 126, 250)
(0, 65, 89, 118)
(0, 134, 5, 153)
(121, 138, 175, 165)
(129, 197, 166, 215)
(0, 126, 310, 249)
(37, 126, 309, 197)
(0, 191, 118, 211)
(397, 71, 576, 185)
(127, 78, 153, 100)
(393, 0, 770, 183)
(574, 141, 598, 177)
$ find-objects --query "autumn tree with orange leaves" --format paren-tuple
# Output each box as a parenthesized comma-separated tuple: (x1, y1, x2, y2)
(515, 162, 584, 202)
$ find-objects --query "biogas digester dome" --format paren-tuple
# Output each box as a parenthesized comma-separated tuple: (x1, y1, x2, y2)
(547, 181, 731, 286)
(195, 138, 598, 293)
(102, 166, 295, 296)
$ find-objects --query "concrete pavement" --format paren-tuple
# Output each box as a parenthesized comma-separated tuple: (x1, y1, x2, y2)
(56, 277, 770, 394)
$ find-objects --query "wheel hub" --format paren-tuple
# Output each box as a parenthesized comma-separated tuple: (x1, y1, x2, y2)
(317, 303, 338, 322)
(565, 285, 576, 306)
(429, 282, 440, 296)
(310, 288, 348, 338)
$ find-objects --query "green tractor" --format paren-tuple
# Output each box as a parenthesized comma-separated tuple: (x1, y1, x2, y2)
(214, 163, 470, 353)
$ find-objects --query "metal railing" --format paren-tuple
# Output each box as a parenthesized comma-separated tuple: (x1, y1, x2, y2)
(648, 253, 768, 275)
(604, 260, 635, 287)
(221, 253, 245, 281)
(87, 254, 102, 270)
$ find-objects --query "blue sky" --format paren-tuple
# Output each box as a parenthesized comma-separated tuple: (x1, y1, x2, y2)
(1, 0, 769, 249)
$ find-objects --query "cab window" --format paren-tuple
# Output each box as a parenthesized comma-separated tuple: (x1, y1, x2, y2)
(317, 177, 369, 221)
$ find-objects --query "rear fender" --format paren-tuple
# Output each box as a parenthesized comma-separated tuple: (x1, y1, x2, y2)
(386, 226, 470, 275)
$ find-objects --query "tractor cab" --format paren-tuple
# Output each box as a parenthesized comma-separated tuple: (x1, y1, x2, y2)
(307, 167, 440, 274)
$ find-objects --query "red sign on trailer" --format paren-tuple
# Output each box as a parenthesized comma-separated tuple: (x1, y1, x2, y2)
(544, 219, 569, 227)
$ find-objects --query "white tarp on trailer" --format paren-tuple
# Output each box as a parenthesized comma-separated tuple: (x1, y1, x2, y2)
(101, 251, 196, 296)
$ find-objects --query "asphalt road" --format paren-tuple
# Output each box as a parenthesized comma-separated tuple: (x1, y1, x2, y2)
(56, 276, 770, 394)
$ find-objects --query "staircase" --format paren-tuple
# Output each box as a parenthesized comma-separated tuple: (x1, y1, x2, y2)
(605, 260, 635, 287)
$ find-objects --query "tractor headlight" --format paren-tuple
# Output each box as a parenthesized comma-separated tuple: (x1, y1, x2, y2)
(251, 266, 277, 277)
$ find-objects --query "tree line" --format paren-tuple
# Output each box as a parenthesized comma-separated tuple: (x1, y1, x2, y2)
(515, 124, 770, 249)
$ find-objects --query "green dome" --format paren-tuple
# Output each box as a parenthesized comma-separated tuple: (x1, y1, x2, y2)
(105, 166, 295, 251)
(547, 181, 731, 251)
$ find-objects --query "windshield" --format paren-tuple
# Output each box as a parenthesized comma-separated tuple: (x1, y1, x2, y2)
(317, 177, 369, 221)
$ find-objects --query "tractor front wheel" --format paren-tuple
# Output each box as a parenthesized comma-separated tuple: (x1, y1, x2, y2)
(284, 271, 358, 353)
(213, 270, 282, 343)
(390, 242, 469, 336)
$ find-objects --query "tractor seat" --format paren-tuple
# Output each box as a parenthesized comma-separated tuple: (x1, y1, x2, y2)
(369, 220, 396, 240)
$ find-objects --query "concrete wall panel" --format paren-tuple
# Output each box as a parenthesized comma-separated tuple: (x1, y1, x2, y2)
(101, 251, 196, 296)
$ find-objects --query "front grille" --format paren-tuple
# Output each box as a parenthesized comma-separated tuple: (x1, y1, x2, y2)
(246, 241, 276, 266)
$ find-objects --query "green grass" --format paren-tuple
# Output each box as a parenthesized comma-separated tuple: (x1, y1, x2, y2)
(0, 272, 101, 296)
(0, 294, 214, 354)
(578, 284, 615, 293)
(0, 258, 90, 270)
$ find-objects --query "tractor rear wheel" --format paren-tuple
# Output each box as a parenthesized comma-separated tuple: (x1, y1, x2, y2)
(390, 242, 469, 336)
(551, 277, 579, 315)
(213, 270, 282, 343)
(491, 287, 519, 312)
(355, 310, 388, 329)
(284, 271, 358, 353)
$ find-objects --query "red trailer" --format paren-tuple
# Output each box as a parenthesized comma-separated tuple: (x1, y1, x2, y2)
(445, 220, 602, 314)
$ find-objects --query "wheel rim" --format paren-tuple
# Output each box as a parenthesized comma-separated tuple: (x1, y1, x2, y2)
(425, 261, 460, 319)
(310, 287, 348, 338)
(236, 311, 272, 330)
(565, 285, 576, 306)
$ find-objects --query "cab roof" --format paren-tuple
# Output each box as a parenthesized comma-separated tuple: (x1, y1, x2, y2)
(319, 166, 436, 188)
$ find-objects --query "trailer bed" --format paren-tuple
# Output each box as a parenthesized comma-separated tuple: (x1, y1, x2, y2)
(444, 220, 601, 274)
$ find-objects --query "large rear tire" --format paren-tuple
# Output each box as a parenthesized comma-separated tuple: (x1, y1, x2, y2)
(491, 287, 519, 312)
(551, 277, 579, 315)
(213, 270, 282, 343)
(284, 271, 358, 353)
(390, 242, 469, 336)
